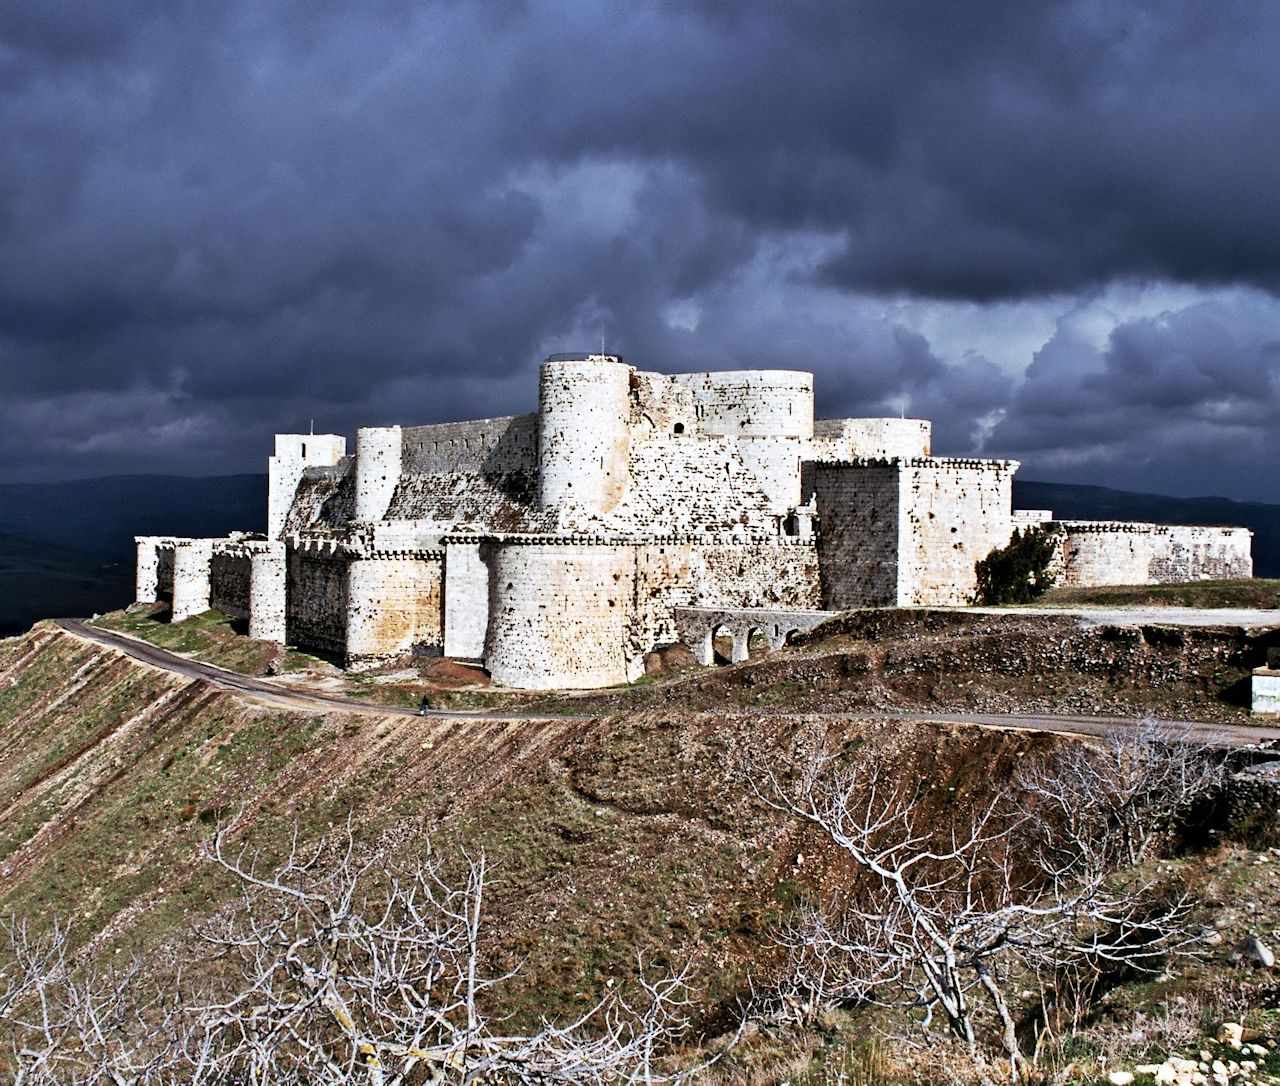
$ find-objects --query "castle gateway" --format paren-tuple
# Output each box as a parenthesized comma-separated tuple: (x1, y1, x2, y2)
(136, 355, 1253, 689)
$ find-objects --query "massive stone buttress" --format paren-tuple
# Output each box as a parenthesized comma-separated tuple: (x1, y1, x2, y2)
(133, 350, 1256, 690)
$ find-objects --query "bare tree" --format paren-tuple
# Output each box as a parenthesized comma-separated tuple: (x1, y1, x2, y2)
(0, 917, 180, 1085)
(186, 823, 717, 1085)
(754, 755, 1194, 1085)
(1016, 719, 1226, 867)
(0, 827, 730, 1085)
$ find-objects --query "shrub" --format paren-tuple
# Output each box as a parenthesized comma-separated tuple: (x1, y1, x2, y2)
(974, 525, 1059, 604)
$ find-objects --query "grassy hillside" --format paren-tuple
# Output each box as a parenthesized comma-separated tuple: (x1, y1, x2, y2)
(0, 624, 1052, 1030)
(5, 624, 1280, 1082)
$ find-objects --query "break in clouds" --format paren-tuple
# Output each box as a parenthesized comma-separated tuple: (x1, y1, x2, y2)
(2, 1, 1279, 499)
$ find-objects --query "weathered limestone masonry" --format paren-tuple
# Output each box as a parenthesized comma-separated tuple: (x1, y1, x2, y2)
(209, 541, 253, 621)
(812, 417, 931, 461)
(205, 535, 288, 641)
(248, 543, 287, 643)
(268, 434, 346, 540)
(675, 606, 832, 665)
(171, 540, 215, 622)
(1051, 522, 1253, 586)
(135, 351, 1257, 689)
(812, 458, 1017, 607)
(135, 537, 181, 603)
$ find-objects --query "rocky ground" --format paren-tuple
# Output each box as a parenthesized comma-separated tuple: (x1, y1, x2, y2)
(91, 601, 1280, 726)
(8, 611, 1280, 1083)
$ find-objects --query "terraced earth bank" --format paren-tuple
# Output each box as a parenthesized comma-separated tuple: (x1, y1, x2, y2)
(5, 621, 1280, 1083)
(555, 609, 1280, 723)
(0, 624, 1062, 1023)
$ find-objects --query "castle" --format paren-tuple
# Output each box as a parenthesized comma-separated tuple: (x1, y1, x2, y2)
(135, 354, 1253, 689)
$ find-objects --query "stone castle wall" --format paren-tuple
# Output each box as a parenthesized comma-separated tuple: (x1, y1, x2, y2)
(135, 354, 1257, 692)
(896, 459, 1016, 605)
(172, 540, 215, 621)
(628, 371, 697, 437)
(346, 553, 445, 668)
(482, 536, 821, 689)
(812, 417, 931, 461)
(284, 461, 355, 534)
(443, 541, 490, 659)
(486, 543, 635, 689)
(135, 537, 179, 603)
(673, 370, 814, 438)
(248, 544, 287, 642)
(812, 463, 902, 607)
(614, 438, 774, 534)
(401, 413, 538, 475)
(538, 357, 633, 517)
(627, 540, 820, 660)
(1053, 522, 1253, 586)
(286, 548, 348, 657)
(385, 471, 549, 532)
(813, 458, 1017, 607)
(209, 549, 252, 621)
(268, 434, 347, 539)
(674, 370, 813, 513)
(354, 426, 402, 522)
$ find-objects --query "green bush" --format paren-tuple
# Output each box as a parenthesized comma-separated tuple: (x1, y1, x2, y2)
(974, 526, 1059, 604)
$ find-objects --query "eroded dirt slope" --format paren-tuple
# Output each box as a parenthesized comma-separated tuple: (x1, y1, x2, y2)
(0, 623, 1067, 1029)
(560, 609, 1280, 722)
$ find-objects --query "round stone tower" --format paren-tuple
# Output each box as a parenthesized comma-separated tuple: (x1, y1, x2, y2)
(674, 370, 814, 513)
(354, 425, 402, 522)
(484, 542, 634, 689)
(537, 354, 632, 519)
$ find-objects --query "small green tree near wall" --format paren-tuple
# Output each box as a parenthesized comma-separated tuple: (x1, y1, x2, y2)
(974, 526, 1060, 604)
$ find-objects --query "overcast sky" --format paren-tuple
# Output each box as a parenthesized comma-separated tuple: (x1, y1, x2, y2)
(3, 2, 1279, 500)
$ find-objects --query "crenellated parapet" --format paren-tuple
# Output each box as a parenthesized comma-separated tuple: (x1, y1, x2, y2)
(440, 531, 819, 547)
(1049, 520, 1252, 585)
(812, 456, 1020, 471)
(133, 349, 1255, 691)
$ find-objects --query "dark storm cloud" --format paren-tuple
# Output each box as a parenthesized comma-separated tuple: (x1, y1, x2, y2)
(1, 1, 1279, 496)
(987, 292, 1280, 500)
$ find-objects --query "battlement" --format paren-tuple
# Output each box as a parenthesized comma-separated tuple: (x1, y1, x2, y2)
(137, 351, 1254, 690)
(815, 456, 1019, 471)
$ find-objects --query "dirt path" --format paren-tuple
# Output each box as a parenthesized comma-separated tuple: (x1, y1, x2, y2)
(962, 604, 1280, 627)
(56, 619, 1280, 747)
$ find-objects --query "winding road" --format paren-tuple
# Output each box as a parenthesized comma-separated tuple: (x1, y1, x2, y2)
(55, 619, 1280, 748)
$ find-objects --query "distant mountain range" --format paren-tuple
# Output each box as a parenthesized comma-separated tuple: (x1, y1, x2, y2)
(0, 474, 1275, 637)
(1013, 481, 1280, 579)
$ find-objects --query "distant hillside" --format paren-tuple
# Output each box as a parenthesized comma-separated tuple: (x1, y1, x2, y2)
(1015, 479, 1280, 577)
(0, 474, 266, 561)
(0, 532, 133, 637)
(0, 474, 1274, 636)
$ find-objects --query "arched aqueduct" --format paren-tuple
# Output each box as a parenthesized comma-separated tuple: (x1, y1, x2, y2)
(672, 606, 832, 666)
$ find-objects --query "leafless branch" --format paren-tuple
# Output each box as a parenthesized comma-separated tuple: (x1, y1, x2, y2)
(751, 746, 1197, 1085)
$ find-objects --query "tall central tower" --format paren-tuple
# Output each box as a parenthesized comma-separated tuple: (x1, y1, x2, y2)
(537, 354, 632, 519)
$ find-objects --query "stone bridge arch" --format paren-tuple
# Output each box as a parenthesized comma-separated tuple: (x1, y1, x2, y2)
(673, 607, 832, 666)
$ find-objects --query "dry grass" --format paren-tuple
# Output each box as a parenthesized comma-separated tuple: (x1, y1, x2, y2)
(1040, 578, 1280, 610)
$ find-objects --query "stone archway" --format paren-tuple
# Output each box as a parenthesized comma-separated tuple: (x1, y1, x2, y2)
(709, 622, 735, 666)
(746, 626, 771, 660)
